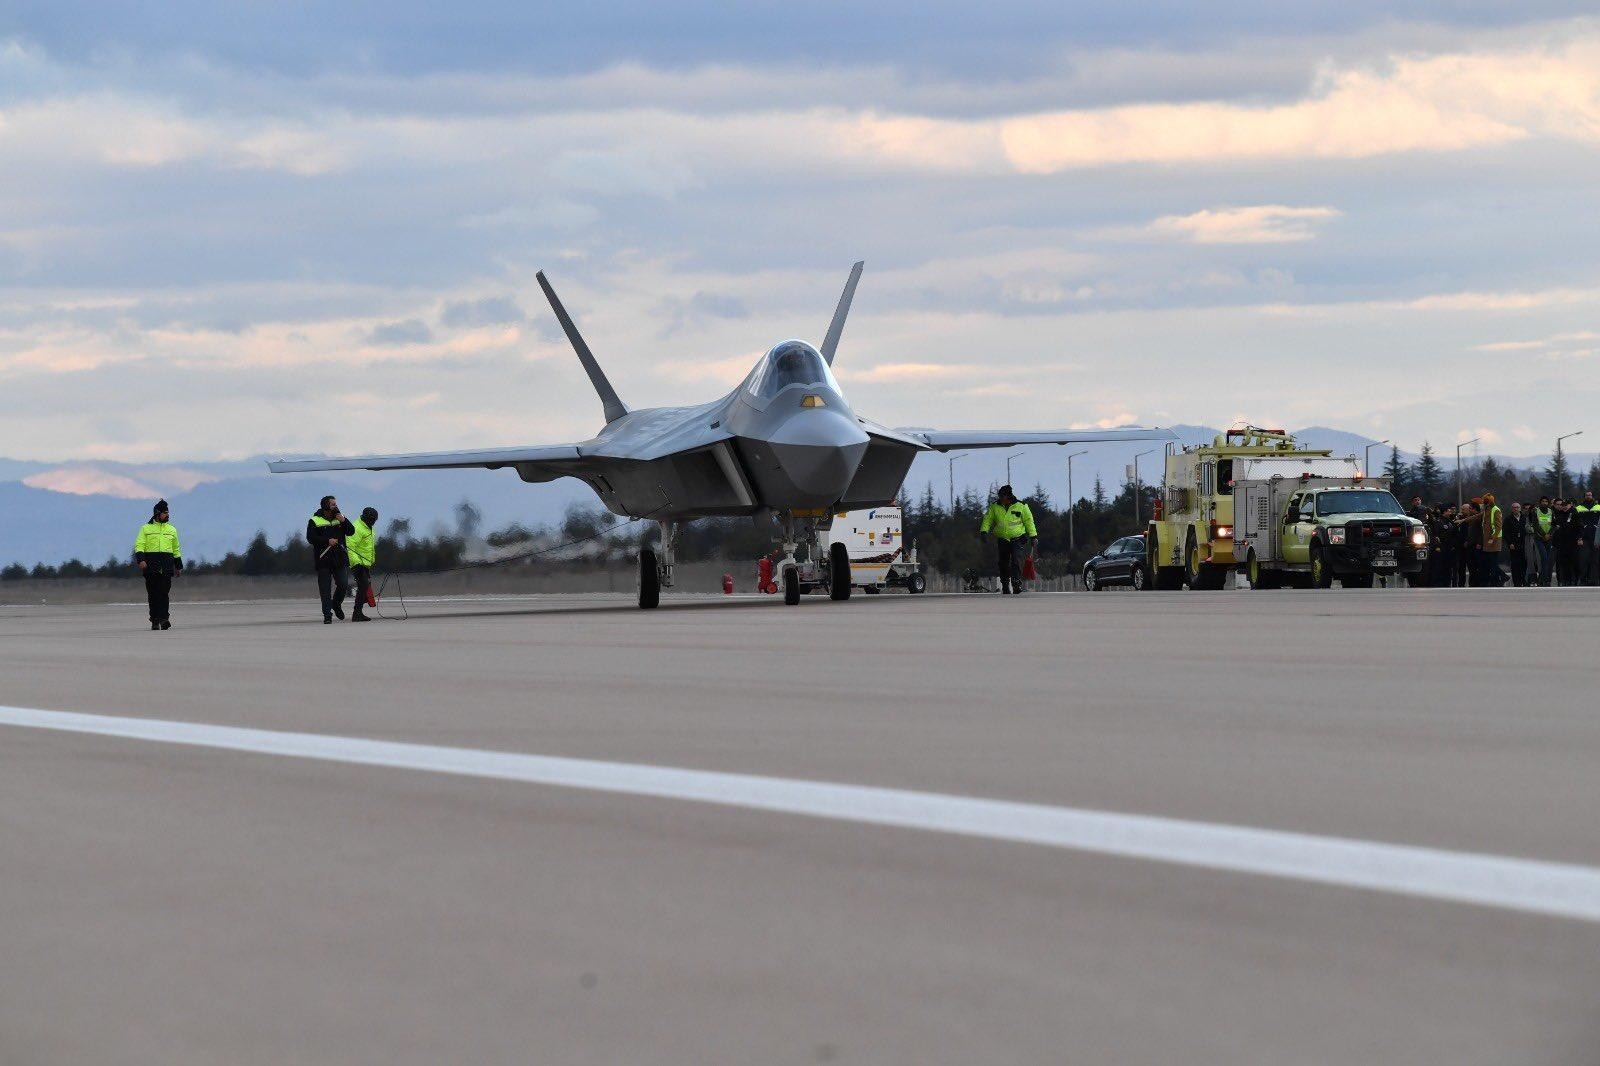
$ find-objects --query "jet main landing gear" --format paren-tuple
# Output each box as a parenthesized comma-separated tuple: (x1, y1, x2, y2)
(638, 520, 678, 609)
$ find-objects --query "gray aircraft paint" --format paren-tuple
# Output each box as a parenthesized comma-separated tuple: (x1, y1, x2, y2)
(269, 263, 1171, 520)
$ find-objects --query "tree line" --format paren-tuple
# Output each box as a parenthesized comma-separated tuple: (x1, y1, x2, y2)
(6, 444, 1596, 582)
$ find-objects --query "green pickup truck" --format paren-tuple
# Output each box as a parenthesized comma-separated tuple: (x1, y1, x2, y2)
(1237, 482, 1429, 589)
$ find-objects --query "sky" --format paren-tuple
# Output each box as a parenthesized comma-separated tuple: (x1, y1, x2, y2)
(3, 2, 1599, 464)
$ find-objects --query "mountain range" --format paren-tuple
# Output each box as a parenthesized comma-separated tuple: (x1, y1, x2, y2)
(4, 430, 1594, 567)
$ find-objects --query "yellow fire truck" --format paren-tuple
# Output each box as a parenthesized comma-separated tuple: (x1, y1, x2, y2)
(1145, 426, 1351, 590)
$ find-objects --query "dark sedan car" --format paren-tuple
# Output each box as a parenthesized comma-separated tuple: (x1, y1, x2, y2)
(1083, 534, 1148, 591)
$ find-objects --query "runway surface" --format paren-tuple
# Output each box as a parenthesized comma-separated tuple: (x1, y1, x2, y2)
(2, 588, 1598, 1064)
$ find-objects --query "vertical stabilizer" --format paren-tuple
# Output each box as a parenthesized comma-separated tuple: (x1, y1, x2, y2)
(536, 271, 629, 424)
(820, 260, 864, 366)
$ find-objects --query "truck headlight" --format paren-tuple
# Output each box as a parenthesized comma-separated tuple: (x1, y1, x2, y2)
(1411, 529, 1427, 546)
(1327, 529, 1346, 544)
(1213, 525, 1232, 539)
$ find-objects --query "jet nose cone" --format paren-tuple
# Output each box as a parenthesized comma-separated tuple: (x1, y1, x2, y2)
(770, 410, 870, 497)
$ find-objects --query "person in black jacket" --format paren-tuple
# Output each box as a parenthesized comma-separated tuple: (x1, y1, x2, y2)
(1503, 502, 1528, 587)
(1553, 498, 1581, 586)
(306, 495, 355, 623)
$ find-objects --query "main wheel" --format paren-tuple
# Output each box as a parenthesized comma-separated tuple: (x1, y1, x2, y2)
(638, 547, 660, 609)
(1310, 546, 1335, 589)
(906, 571, 927, 594)
(783, 566, 801, 605)
(1084, 566, 1099, 592)
(829, 542, 852, 601)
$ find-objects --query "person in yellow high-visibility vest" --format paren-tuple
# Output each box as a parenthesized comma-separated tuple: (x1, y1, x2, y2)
(347, 507, 379, 621)
(979, 484, 1038, 595)
(133, 499, 183, 630)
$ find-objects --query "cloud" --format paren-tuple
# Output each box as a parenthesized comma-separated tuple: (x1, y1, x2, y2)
(843, 362, 983, 383)
(365, 319, 434, 346)
(1142, 205, 1340, 244)
(23, 465, 158, 498)
(440, 295, 524, 328)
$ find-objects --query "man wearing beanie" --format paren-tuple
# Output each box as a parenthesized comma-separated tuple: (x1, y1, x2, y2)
(134, 500, 183, 630)
(347, 507, 380, 622)
(306, 495, 355, 623)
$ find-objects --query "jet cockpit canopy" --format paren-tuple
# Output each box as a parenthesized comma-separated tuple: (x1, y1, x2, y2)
(744, 340, 840, 406)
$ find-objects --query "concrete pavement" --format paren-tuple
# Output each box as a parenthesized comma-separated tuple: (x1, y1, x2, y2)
(2, 589, 1598, 1063)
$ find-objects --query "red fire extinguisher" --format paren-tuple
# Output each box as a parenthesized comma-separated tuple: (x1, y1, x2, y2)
(757, 556, 777, 594)
(722, 573, 734, 595)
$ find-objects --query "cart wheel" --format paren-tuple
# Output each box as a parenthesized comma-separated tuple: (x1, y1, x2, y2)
(907, 571, 927, 594)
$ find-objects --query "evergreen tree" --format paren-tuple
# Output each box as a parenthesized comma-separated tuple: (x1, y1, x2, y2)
(1092, 475, 1107, 509)
(1414, 442, 1444, 501)
(1383, 445, 1406, 496)
(1545, 448, 1573, 498)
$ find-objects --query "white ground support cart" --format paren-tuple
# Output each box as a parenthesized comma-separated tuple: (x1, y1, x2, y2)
(785, 506, 926, 595)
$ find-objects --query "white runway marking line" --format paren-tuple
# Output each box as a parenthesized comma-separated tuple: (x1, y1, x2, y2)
(4, 704, 1599, 924)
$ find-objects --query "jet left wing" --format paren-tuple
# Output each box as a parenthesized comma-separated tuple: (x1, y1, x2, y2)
(900, 426, 1175, 452)
(268, 444, 584, 482)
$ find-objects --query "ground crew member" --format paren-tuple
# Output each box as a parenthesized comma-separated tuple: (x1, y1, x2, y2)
(979, 484, 1038, 595)
(1576, 491, 1599, 585)
(134, 499, 182, 631)
(1531, 496, 1555, 586)
(307, 495, 355, 623)
(347, 507, 379, 622)
(1477, 493, 1503, 587)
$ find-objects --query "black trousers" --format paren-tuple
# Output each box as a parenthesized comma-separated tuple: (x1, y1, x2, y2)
(351, 565, 372, 616)
(996, 537, 1025, 593)
(1507, 548, 1527, 587)
(144, 571, 172, 623)
(317, 566, 351, 619)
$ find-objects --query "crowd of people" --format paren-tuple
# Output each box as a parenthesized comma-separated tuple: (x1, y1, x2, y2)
(1407, 491, 1600, 587)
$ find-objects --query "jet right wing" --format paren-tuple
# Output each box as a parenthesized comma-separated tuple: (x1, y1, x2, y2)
(901, 426, 1175, 452)
(267, 444, 585, 483)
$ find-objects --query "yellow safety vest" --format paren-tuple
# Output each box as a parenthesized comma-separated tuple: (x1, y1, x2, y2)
(980, 501, 1037, 541)
(348, 519, 376, 568)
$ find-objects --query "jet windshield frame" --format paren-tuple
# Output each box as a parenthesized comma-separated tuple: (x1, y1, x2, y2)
(743, 341, 840, 409)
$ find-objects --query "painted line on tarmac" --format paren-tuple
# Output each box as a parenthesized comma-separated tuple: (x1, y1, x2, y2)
(4, 703, 1599, 923)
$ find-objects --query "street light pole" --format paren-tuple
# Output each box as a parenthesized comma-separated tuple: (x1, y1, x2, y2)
(1133, 449, 1154, 527)
(1005, 451, 1023, 487)
(1066, 449, 1088, 555)
(1556, 431, 1583, 498)
(1364, 439, 1390, 478)
(1455, 437, 1480, 510)
(948, 453, 967, 515)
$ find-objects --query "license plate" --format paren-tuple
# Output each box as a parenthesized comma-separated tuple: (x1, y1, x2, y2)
(1376, 549, 1395, 560)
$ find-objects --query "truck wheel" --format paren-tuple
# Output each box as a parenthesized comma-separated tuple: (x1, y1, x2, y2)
(783, 566, 801, 605)
(1246, 552, 1280, 590)
(1186, 532, 1227, 591)
(638, 547, 660, 609)
(828, 542, 852, 601)
(906, 571, 926, 594)
(1310, 546, 1334, 589)
(1148, 526, 1182, 589)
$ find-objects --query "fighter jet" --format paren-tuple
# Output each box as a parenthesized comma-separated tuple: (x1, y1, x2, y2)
(270, 263, 1171, 606)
